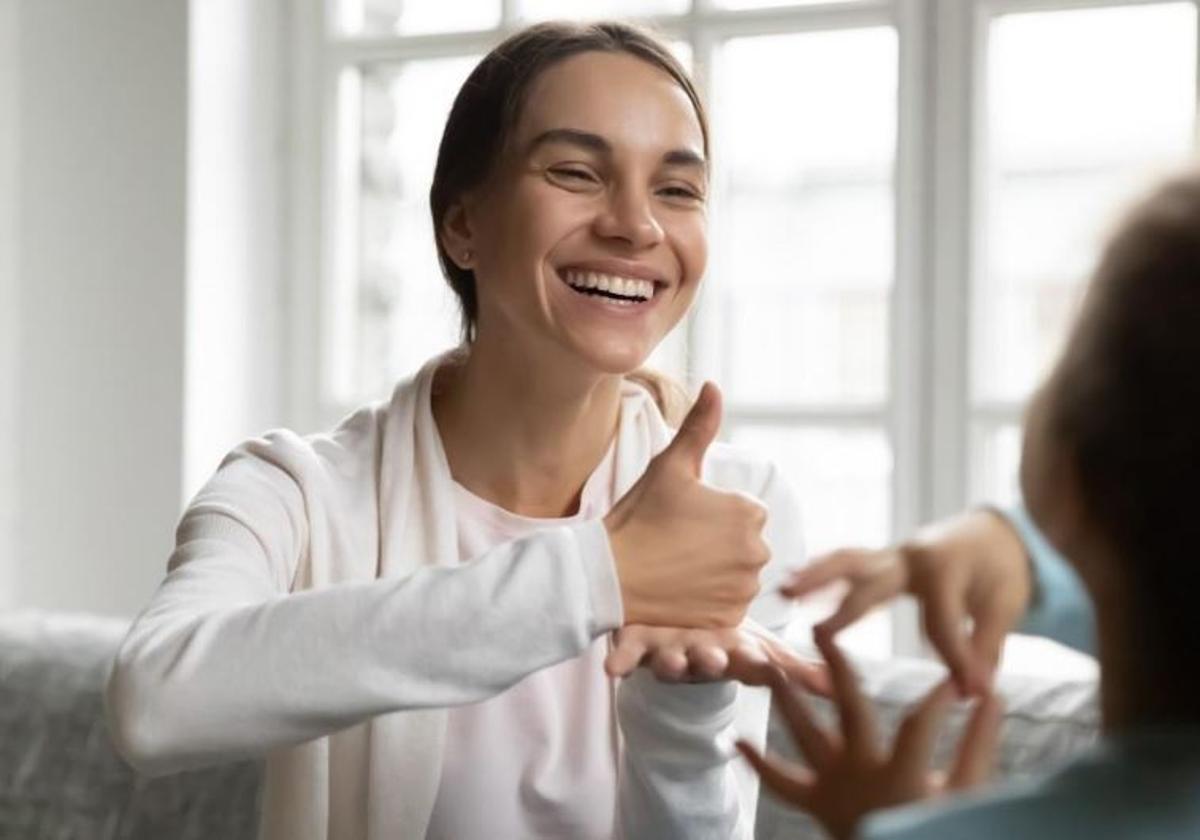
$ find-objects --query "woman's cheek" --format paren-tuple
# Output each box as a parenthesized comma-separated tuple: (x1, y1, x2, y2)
(673, 215, 709, 291)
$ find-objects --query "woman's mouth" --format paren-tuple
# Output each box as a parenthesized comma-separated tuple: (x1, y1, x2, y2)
(558, 268, 659, 307)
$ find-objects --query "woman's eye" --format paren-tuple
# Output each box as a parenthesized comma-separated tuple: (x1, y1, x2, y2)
(660, 185, 704, 202)
(549, 167, 597, 184)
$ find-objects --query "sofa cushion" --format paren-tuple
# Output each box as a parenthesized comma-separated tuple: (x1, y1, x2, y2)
(0, 610, 261, 840)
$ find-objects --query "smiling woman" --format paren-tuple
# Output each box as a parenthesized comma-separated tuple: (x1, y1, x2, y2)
(105, 19, 813, 840)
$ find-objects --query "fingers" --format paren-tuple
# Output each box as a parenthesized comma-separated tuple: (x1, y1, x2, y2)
(604, 631, 649, 678)
(965, 601, 1013, 693)
(888, 679, 956, 779)
(720, 641, 775, 686)
(770, 650, 833, 698)
(815, 630, 879, 759)
(767, 668, 837, 770)
(919, 575, 977, 697)
(658, 381, 722, 479)
(948, 692, 1004, 790)
(649, 646, 690, 682)
(735, 740, 814, 807)
(754, 632, 833, 697)
(686, 644, 730, 681)
(815, 571, 903, 638)
(779, 549, 865, 598)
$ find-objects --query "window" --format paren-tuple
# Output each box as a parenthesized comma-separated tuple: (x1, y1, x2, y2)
(291, 0, 1199, 672)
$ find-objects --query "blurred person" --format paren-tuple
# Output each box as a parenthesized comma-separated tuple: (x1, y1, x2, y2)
(741, 169, 1200, 838)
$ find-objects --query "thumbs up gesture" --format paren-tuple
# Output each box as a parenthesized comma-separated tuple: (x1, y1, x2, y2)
(604, 383, 771, 629)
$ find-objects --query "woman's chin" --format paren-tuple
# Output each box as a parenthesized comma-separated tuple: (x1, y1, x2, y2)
(564, 335, 655, 377)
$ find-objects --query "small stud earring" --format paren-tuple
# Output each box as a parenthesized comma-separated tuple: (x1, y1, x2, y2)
(462, 250, 473, 264)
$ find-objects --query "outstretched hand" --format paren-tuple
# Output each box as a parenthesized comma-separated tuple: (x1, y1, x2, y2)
(780, 510, 1033, 695)
(737, 631, 1004, 840)
(604, 619, 831, 697)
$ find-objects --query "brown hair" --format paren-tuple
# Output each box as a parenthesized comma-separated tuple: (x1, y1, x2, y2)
(428, 20, 707, 423)
(1046, 169, 1200, 711)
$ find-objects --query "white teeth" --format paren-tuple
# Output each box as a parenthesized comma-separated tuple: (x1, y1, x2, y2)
(562, 269, 656, 302)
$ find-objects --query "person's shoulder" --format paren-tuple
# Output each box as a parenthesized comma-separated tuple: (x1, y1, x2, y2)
(214, 394, 393, 497)
(861, 778, 1080, 840)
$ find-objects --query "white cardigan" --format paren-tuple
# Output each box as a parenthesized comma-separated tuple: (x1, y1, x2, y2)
(105, 356, 805, 839)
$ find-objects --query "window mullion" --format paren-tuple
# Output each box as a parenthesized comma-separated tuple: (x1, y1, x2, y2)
(889, 0, 937, 657)
(686, 11, 718, 390)
(928, 0, 980, 520)
(500, 0, 518, 27)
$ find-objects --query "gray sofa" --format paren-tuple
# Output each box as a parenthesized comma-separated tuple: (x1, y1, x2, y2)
(0, 611, 259, 840)
(0, 610, 1099, 840)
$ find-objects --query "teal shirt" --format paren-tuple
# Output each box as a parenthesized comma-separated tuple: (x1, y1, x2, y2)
(1006, 504, 1095, 655)
(863, 729, 1200, 840)
(862, 505, 1200, 840)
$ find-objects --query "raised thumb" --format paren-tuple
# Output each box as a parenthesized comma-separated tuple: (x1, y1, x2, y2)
(660, 381, 722, 477)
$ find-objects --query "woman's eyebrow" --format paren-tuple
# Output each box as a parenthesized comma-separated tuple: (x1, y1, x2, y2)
(662, 148, 708, 173)
(528, 127, 610, 155)
(527, 127, 707, 171)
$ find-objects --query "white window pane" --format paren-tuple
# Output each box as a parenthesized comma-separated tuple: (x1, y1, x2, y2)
(341, 0, 501, 35)
(721, 187, 891, 405)
(516, 0, 689, 21)
(973, 3, 1198, 405)
(712, 28, 897, 407)
(354, 57, 481, 401)
(731, 424, 893, 657)
(730, 425, 891, 555)
(968, 421, 1022, 508)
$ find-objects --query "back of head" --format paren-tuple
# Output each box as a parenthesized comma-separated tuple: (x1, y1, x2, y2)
(1046, 168, 1200, 714)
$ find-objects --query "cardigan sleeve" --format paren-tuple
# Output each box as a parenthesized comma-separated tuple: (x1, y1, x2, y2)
(614, 460, 805, 839)
(105, 449, 623, 777)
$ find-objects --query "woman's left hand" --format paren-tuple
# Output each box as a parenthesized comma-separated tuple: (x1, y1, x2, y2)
(604, 619, 831, 696)
(736, 631, 1004, 840)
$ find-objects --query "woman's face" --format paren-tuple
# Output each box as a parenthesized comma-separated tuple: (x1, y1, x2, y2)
(454, 50, 709, 375)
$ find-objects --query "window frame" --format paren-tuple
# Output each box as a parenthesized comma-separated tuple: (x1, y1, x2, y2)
(287, 0, 1200, 659)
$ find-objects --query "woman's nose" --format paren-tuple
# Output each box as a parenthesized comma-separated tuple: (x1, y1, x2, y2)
(593, 187, 665, 250)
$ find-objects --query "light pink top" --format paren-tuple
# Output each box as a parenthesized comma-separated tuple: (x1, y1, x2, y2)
(427, 444, 620, 840)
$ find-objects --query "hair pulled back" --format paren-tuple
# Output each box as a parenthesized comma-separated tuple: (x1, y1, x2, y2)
(428, 20, 709, 345)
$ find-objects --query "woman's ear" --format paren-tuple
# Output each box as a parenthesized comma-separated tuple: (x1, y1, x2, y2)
(440, 201, 476, 271)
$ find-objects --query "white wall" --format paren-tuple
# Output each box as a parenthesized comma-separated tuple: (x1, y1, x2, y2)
(0, 0, 19, 608)
(186, 0, 287, 502)
(14, 0, 188, 617)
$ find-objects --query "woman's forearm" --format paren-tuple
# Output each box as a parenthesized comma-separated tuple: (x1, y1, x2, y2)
(614, 671, 749, 840)
(105, 513, 620, 776)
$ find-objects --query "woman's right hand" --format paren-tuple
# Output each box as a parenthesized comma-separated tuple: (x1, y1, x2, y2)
(605, 382, 770, 629)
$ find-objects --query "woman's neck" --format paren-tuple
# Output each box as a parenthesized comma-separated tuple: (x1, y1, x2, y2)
(430, 340, 623, 518)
